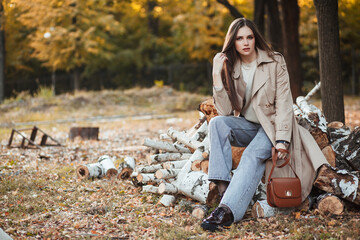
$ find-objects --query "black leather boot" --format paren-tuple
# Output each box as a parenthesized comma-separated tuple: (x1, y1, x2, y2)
(201, 205, 234, 231)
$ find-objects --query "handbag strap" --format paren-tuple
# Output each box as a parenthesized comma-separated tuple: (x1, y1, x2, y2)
(267, 147, 299, 184)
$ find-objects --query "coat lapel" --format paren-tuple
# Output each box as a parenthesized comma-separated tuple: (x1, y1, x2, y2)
(251, 69, 268, 99)
(251, 49, 274, 99)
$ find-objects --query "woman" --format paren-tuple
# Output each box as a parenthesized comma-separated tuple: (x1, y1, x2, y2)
(201, 18, 327, 231)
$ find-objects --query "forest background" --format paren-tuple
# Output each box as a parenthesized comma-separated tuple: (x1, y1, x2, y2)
(0, 0, 359, 100)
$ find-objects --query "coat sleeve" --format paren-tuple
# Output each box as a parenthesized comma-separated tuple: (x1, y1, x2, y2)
(213, 86, 233, 116)
(274, 55, 294, 142)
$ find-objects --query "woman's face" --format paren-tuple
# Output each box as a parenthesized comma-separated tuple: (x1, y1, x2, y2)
(235, 26, 256, 59)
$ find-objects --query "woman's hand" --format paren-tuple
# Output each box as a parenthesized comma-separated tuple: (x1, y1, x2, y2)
(213, 52, 227, 76)
(275, 142, 288, 160)
(212, 53, 227, 89)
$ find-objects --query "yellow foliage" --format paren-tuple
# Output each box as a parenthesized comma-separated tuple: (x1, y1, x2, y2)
(154, 80, 164, 88)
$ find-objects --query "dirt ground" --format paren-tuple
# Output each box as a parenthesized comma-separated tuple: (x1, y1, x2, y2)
(0, 87, 360, 239)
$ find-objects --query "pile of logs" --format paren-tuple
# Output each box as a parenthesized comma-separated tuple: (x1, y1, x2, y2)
(76, 82, 360, 219)
(76, 155, 136, 180)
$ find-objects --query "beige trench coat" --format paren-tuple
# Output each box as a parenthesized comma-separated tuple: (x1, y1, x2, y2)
(213, 48, 327, 201)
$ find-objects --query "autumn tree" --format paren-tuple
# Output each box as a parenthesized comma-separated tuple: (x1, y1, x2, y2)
(314, 0, 345, 123)
(13, 0, 123, 91)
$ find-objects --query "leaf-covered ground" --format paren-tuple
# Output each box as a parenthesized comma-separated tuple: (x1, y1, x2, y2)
(1, 87, 360, 239)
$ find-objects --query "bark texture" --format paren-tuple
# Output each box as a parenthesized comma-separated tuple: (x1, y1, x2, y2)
(314, 0, 345, 123)
(280, 0, 302, 99)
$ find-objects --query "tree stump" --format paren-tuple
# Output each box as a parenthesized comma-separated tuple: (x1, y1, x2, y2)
(69, 127, 99, 140)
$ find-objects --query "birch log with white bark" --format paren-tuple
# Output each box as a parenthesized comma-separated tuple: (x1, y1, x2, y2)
(159, 194, 176, 207)
(155, 169, 180, 179)
(143, 138, 191, 153)
(331, 127, 360, 172)
(76, 163, 104, 180)
(98, 155, 118, 178)
(136, 173, 157, 183)
(117, 156, 136, 180)
(173, 136, 210, 204)
(162, 159, 188, 170)
(167, 127, 203, 150)
(136, 164, 163, 173)
(314, 164, 360, 205)
(158, 182, 178, 194)
(148, 153, 192, 165)
(159, 133, 173, 142)
(295, 98, 329, 149)
(167, 122, 208, 150)
(142, 185, 159, 194)
(251, 200, 295, 218)
(296, 96, 327, 133)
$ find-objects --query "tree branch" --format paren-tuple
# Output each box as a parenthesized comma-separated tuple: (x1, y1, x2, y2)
(216, 0, 244, 18)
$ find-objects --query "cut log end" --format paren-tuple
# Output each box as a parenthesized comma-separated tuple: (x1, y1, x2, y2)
(192, 206, 209, 219)
(252, 201, 265, 218)
(105, 169, 118, 178)
(202, 152, 209, 159)
(206, 182, 220, 207)
(317, 194, 344, 215)
(117, 168, 133, 180)
(76, 165, 89, 180)
(232, 146, 245, 169)
(191, 160, 202, 171)
(200, 160, 209, 174)
(321, 145, 336, 167)
(327, 121, 344, 129)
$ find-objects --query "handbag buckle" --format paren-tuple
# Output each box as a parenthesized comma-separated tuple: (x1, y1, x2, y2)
(285, 190, 292, 197)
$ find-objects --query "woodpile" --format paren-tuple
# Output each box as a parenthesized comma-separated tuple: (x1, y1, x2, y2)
(75, 82, 359, 219)
(76, 155, 136, 180)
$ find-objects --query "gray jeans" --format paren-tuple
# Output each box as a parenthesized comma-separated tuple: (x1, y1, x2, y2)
(208, 116, 273, 222)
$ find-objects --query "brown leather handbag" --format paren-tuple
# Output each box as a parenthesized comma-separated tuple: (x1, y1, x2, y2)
(267, 148, 302, 208)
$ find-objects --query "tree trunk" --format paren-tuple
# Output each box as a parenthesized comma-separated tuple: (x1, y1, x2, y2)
(254, 0, 266, 35)
(280, 0, 302, 100)
(51, 69, 56, 96)
(265, 0, 283, 52)
(216, 0, 244, 18)
(351, 46, 358, 95)
(147, 0, 159, 36)
(73, 67, 81, 91)
(314, 0, 345, 123)
(0, 0, 5, 103)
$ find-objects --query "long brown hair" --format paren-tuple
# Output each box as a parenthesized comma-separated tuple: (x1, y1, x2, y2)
(221, 18, 274, 112)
